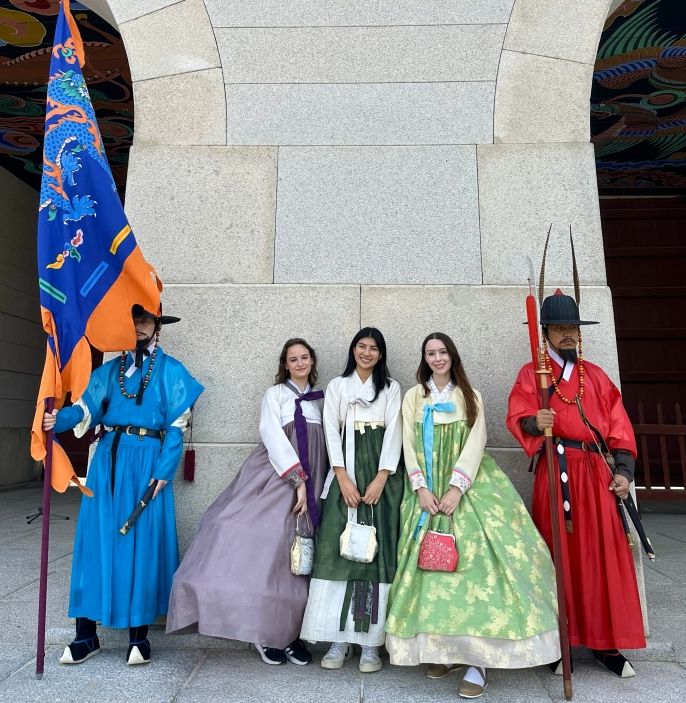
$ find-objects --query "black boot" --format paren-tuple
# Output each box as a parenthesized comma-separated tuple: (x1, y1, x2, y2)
(127, 625, 151, 665)
(548, 653, 574, 675)
(59, 618, 100, 665)
(592, 649, 636, 678)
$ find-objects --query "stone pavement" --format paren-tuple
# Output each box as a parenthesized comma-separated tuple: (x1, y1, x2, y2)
(0, 486, 685, 703)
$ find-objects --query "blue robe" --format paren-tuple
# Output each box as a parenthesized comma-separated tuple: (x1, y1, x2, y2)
(54, 347, 203, 628)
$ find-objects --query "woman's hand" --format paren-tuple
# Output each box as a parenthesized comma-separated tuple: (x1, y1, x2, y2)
(335, 467, 361, 508)
(417, 487, 440, 516)
(151, 478, 168, 499)
(43, 409, 58, 432)
(610, 474, 630, 500)
(438, 486, 463, 516)
(361, 470, 389, 505)
(536, 409, 556, 431)
(293, 482, 308, 515)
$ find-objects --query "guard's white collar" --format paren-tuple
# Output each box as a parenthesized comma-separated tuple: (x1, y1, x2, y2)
(547, 345, 574, 382)
(125, 340, 157, 378)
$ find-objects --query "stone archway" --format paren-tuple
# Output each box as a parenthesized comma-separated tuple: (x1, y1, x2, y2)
(87, 7, 644, 625)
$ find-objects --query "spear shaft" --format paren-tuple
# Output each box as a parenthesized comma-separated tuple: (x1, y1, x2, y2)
(35, 397, 54, 679)
(526, 277, 573, 700)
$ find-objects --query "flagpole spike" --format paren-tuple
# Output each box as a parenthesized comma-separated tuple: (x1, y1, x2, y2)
(570, 224, 580, 305)
(539, 224, 553, 307)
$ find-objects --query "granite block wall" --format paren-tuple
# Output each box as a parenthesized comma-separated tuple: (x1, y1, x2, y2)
(77, 3, 646, 608)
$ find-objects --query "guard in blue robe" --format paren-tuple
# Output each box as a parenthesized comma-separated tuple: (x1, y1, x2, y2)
(45, 305, 203, 665)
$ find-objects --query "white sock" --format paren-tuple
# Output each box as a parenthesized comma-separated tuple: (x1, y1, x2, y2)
(463, 666, 486, 686)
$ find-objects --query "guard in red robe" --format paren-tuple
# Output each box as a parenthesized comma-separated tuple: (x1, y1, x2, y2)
(507, 289, 645, 678)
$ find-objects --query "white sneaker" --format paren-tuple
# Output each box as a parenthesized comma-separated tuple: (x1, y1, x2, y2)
(320, 642, 352, 669)
(359, 645, 382, 673)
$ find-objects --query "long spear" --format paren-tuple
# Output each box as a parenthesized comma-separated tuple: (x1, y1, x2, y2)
(526, 256, 573, 700)
(35, 398, 54, 679)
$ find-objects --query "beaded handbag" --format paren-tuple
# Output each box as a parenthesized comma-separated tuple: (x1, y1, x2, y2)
(417, 515, 458, 572)
(290, 513, 315, 576)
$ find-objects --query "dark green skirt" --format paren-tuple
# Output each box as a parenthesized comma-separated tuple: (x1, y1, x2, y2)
(313, 426, 402, 583)
(309, 426, 402, 633)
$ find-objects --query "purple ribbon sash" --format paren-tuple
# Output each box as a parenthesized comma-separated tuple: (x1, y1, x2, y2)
(288, 383, 324, 527)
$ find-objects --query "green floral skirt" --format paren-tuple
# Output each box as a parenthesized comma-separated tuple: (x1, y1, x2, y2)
(385, 421, 560, 667)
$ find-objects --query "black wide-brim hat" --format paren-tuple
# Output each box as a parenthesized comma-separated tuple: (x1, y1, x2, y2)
(131, 303, 180, 325)
(540, 290, 598, 325)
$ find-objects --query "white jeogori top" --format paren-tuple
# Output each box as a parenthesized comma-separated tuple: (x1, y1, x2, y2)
(258, 382, 324, 478)
(320, 371, 402, 498)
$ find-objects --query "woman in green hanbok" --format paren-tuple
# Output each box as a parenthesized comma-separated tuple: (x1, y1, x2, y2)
(385, 333, 560, 698)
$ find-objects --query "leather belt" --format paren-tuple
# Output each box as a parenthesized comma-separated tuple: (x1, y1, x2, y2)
(110, 425, 163, 440)
(556, 438, 601, 453)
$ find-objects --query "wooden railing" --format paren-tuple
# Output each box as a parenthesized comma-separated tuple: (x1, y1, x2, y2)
(634, 402, 686, 499)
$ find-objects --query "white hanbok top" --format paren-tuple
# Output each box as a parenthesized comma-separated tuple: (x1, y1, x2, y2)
(258, 382, 324, 478)
(321, 372, 402, 498)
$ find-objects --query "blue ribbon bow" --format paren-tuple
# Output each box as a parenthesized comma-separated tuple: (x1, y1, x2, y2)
(414, 402, 455, 538)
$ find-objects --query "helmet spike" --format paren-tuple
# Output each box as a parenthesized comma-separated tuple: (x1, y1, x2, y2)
(570, 224, 580, 305)
(538, 223, 553, 307)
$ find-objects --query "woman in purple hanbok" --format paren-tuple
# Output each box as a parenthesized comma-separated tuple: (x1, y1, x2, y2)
(166, 339, 328, 666)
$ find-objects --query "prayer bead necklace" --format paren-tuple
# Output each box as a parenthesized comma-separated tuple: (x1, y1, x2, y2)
(118, 334, 159, 400)
(542, 335, 585, 404)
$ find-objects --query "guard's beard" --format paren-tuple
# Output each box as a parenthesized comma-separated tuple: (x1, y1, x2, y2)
(134, 336, 154, 368)
(558, 347, 578, 364)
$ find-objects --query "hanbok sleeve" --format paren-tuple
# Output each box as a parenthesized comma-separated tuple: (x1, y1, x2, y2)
(153, 358, 205, 482)
(378, 380, 402, 474)
(451, 390, 487, 490)
(323, 379, 345, 468)
(506, 363, 545, 457)
(53, 402, 85, 434)
(153, 411, 190, 482)
(54, 362, 115, 434)
(78, 362, 112, 428)
(402, 386, 426, 491)
(258, 387, 305, 487)
(604, 375, 637, 462)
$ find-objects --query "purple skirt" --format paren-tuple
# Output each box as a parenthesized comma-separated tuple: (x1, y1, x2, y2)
(166, 421, 327, 648)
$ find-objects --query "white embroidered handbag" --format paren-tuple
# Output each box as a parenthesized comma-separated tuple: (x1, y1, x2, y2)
(290, 514, 315, 576)
(339, 507, 378, 563)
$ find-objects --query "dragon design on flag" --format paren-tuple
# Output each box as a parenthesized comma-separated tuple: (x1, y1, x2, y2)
(39, 40, 115, 226)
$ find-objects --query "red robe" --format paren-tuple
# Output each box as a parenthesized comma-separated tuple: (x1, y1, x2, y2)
(507, 358, 645, 650)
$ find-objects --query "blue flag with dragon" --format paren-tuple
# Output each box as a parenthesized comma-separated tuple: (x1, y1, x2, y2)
(31, 0, 161, 492)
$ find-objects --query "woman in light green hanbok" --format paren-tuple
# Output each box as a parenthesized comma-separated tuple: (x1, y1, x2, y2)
(385, 333, 560, 699)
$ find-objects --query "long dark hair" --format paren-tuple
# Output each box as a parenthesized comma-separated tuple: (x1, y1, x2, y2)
(416, 332, 478, 427)
(342, 327, 391, 401)
(274, 338, 318, 387)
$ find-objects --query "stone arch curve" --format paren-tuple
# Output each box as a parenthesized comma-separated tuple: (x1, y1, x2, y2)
(479, 0, 619, 292)
(475, 0, 620, 341)
(84, 0, 225, 148)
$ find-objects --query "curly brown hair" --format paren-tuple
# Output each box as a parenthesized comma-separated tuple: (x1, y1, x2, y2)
(274, 338, 318, 387)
